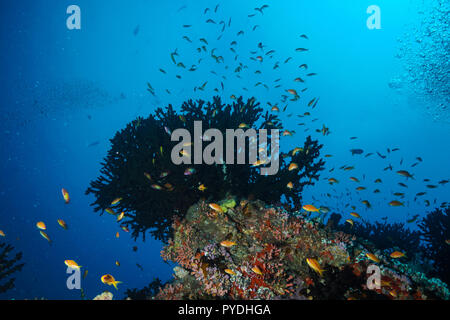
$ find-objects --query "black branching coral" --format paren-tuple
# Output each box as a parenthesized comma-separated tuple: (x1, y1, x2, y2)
(419, 206, 450, 285)
(86, 96, 325, 241)
(0, 241, 24, 294)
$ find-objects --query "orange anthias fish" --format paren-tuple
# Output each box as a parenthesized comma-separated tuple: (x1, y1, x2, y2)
(286, 182, 294, 189)
(111, 197, 122, 205)
(220, 240, 236, 248)
(117, 212, 125, 222)
(389, 200, 404, 207)
(101, 274, 122, 290)
(366, 253, 380, 263)
(115, 232, 120, 238)
(57, 219, 68, 230)
(350, 212, 361, 218)
(288, 163, 299, 171)
(61, 188, 70, 204)
(251, 266, 263, 275)
(390, 251, 406, 259)
(302, 205, 320, 213)
(0, 230, 5, 237)
(105, 208, 116, 215)
(224, 269, 236, 275)
(65, 260, 81, 269)
(36, 221, 46, 230)
(209, 203, 223, 213)
(306, 258, 324, 276)
(40, 231, 51, 243)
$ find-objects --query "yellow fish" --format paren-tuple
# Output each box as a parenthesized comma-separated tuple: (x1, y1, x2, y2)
(101, 274, 122, 290)
(65, 260, 81, 269)
(366, 253, 380, 263)
(209, 203, 223, 213)
(238, 123, 249, 129)
(302, 205, 320, 212)
(115, 261, 120, 266)
(350, 212, 360, 218)
(36, 221, 46, 230)
(40, 231, 51, 243)
(198, 184, 207, 192)
(292, 147, 303, 156)
(389, 200, 404, 207)
(286, 182, 294, 189)
(57, 219, 68, 230)
(111, 197, 122, 205)
(61, 188, 70, 204)
(251, 266, 263, 275)
(346, 219, 354, 227)
(224, 269, 236, 275)
(220, 240, 236, 248)
(105, 208, 116, 215)
(306, 258, 324, 276)
(390, 251, 405, 259)
(117, 212, 124, 222)
(0, 230, 5, 237)
(288, 163, 299, 171)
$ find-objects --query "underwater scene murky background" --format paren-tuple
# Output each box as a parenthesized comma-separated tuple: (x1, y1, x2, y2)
(0, 0, 449, 300)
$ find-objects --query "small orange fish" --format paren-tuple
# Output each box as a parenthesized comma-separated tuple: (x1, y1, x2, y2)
(224, 269, 236, 275)
(356, 186, 366, 191)
(282, 130, 293, 136)
(40, 231, 51, 243)
(238, 123, 249, 129)
(288, 163, 299, 171)
(366, 253, 380, 263)
(111, 197, 122, 205)
(328, 178, 338, 184)
(287, 89, 298, 96)
(117, 212, 124, 222)
(101, 274, 122, 290)
(0, 230, 5, 237)
(389, 200, 404, 207)
(349, 177, 359, 182)
(61, 188, 70, 204)
(306, 258, 324, 276)
(220, 240, 236, 248)
(286, 182, 294, 189)
(36, 221, 46, 230)
(251, 266, 263, 275)
(209, 203, 223, 213)
(346, 219, 354, 227)
(105, 208, 116, 215)
(350, 212, 360, 218)
(65, 260, 81, 269)
(115, 232, 120, 238)
(57, 219, 68, 230)
(271, 106, 279, 112)
(390, 251, 405, 259)
(292, 147, 303, 156)
(302, 205, 319, 212)
(198, 184, 207, 192)
(252, 159, 267, 167)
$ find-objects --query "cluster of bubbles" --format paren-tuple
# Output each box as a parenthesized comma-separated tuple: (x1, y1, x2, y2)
(390, 0, 449, 122)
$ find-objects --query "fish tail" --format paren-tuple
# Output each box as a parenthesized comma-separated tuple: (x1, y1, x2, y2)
(113, 281, 122, 290)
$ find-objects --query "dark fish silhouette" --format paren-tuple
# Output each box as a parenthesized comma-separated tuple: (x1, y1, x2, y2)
(350, 149, 363, 155)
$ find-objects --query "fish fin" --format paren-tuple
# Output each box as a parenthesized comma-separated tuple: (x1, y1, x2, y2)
(113, 281, 122, 290)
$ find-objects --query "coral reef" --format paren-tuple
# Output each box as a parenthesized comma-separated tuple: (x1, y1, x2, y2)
(418, 206, 450, 285)
(336, 219, 423, 260)
(153, 198, 449, 300)
(86, 96, 325, 241)
(0, 241, 25, 294)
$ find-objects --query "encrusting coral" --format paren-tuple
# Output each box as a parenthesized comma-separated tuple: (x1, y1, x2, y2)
(153, 198, 449, 300)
